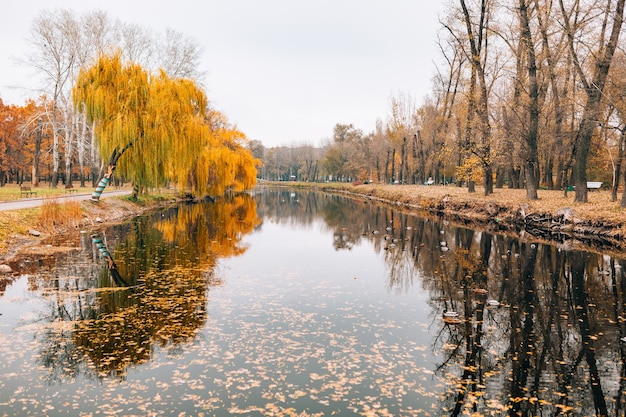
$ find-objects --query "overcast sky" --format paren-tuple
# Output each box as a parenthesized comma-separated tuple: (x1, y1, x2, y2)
(1, 1, 443, 148)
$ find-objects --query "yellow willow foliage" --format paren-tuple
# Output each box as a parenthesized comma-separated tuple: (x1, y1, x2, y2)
(73, 53, 211, 193)
(73, 54, 148, 164)
(155, 194, 260, 261)
(189, 113, 260, 196)
(147, 71, 208, 189)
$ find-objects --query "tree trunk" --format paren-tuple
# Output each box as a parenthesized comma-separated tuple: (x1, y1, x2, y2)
(519, 0, 539, 200)
(563, 0, 626, 202)
(91, 143, 132, 202)
(385, 148, 391, 183)
(391, 148, 396, 184)
(460, 0, 493, 196)
(91, 234, 129, 287)
(534, 0, 564, 192)
(570, 251, 609, 415)
(31, 117, 43, 188)
(613, 127, 625, 202)
(399, 138, 406, 184)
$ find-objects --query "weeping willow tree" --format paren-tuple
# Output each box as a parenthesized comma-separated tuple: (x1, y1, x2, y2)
(190, 109, 260, 196)
(73, 53, 257, 201)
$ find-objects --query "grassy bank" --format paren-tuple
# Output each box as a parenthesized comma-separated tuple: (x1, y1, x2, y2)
(307, 182, 625, 223)
(0, 189, 178, 260)
(269, 181, 626, 251)
(4, 181, 625, 261)
(0, 183, 97, 201)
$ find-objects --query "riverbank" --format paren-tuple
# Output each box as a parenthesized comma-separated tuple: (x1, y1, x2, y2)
(0, 192, 179, 265)
(273, 182, 626, 253)
(2, 182, 626, 267)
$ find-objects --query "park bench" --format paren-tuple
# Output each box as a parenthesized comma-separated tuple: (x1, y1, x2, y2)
(19, 186, 37, 198)
(587, 181, 602, 191)
(65, 184, 78, 194)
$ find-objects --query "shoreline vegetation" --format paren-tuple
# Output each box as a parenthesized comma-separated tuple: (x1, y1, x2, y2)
(0, 187, 179, 264)
(1, 181, 625, 268)
(265, 181, 626, 254)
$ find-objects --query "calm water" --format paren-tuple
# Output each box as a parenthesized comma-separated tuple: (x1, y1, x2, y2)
(1, 187, 625, 416)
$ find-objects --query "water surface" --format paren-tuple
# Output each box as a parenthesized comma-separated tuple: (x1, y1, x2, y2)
(0, 188, 625, 416)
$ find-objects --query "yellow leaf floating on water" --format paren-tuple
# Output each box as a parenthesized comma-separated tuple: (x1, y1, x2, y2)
(289, 390, 307, 399)
(556, 404, 574, 412)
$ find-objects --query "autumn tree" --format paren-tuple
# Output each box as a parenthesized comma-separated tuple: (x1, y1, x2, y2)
(601, 52, 626, 204)
(382, 93, 421, 184)
(21, 9, 208, 190)
(430, 32, 465, 186)
(73, 53, 257, 201)
(322, 124, 367, 181)
(516, 0, 540, 199)
(190, 109, 259, 196)
(0, 100, 27, 184)
(456, 0, 496, 195)
(19, 99, 53, 187)
(26, 9, 79, 187)
(532, 0, 569, 191)
(559, 0, 626, 202)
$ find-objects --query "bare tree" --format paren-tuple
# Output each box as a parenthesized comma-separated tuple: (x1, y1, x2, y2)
(157, 28, 205, 81)
(458, 0, 495, 195)
(518, 0, 540, 199)
(559, 0, 626, 202)
(26, 9, 78, 187)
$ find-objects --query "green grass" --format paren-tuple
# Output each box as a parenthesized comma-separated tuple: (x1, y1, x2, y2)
(0, 208, 39, 254)
(0, 183, 97, 201)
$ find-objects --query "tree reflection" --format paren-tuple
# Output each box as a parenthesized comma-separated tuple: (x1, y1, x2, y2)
(233, 189, 626, 415)
(27, 188, 626, 411)
(570, 251, 608, 416)
(253, 190, 626, 415)
(35, 193, 259, 380)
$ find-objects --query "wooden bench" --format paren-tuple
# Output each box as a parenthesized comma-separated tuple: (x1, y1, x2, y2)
(587, 181, 602, 191)
(65, 184, 78, 194)
(19, 186, 37, 198)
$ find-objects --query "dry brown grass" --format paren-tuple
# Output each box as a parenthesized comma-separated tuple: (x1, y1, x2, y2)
(37, 198, 84, 232)
(312, 182, 626, 227)
(0, 190, 178, 260)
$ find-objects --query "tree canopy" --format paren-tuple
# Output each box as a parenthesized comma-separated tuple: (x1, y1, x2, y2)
(72, 53, 259, 198)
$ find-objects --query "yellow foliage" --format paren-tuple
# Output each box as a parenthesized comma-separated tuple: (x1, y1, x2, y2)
(455, 155, 484, 183)
(189, 110, 260, 197)
(73, 53, 258, 199)
(155, 193, 260, 262)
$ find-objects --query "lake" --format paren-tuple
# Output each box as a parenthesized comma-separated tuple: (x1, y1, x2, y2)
(0, 187, 625, 416)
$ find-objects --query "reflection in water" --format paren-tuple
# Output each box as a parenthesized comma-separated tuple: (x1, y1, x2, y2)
(2, 188, 626, 415)
(36, 193, 259, 380)
(254, 188, 626, 415)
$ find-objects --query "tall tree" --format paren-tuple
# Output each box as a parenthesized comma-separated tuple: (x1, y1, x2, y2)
(518, 0, 540, 199)
(191, 109, 259, 196)
(74, 53, 257, 201)
(27, 9, 79, 187)
(0, 99, 28, 185)
(458, 0, 495, 195)
(560, 0, 626, 202)
(73, 53, 207, 200)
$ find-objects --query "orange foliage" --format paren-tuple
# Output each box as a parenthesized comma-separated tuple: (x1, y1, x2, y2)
(0, 98, 53, 185)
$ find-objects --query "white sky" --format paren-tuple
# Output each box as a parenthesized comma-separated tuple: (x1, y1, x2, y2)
(0, 1, 443, 148)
